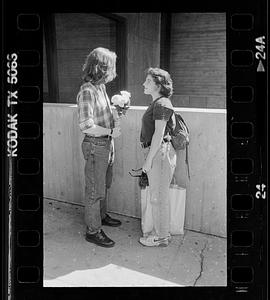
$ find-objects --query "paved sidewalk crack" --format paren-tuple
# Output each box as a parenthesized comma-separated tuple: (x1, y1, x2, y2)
(193, 240, 208, 286)
(167, 232, 187, 275)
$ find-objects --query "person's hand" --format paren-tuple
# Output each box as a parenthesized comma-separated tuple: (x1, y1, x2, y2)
(142, 159, 152, 173)
(111, 127, 121, 138)
(115, 104, 130, 117)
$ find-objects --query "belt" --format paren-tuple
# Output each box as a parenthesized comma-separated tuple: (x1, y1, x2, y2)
(85, 134, 111, 139)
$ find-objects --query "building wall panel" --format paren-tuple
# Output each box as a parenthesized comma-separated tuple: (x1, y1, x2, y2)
(43, 104, 226, 237)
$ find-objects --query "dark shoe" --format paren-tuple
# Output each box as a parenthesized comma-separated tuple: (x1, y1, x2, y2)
(85, 229, 115, 248)
(101, 214, 122, 227)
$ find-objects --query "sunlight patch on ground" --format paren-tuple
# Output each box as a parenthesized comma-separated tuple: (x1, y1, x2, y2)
(44, 263, 182, 287)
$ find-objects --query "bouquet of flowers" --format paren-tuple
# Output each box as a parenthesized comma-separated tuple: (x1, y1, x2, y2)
(111, 91, 131, 116)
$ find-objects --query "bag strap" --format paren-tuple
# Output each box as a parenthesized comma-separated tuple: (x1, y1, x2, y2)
(153, 96, 164, 103)
(76, 90, 82, 103)
(171, 174, 177, 185)
(185, 143, 191, 180)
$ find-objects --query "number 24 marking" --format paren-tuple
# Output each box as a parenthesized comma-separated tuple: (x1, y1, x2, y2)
(256, 184, 266, 199)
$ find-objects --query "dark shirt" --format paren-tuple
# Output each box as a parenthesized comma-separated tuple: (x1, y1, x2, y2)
(140, 97, 174, 145)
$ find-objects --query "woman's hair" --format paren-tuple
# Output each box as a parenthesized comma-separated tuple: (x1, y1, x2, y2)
(146, 67, 173, 98)
(82, 47, 117, 85)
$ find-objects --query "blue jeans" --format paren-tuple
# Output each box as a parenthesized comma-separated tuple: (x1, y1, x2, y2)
(81, 135, 114, 233)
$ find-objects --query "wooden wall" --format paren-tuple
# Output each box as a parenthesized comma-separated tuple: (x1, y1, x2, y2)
(43, 13, 226, 108)
(43, 13, 161, 105)
(170, 13, 226, 108)
(115, 13, 161, 106)
(43, 34, 48, 97)
(115, 12, 225, 109)
(43, 13, 117, 104)
(43, 104, 226, 237)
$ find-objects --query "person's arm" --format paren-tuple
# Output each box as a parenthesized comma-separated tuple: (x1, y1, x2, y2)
(142, 120, 166, 173)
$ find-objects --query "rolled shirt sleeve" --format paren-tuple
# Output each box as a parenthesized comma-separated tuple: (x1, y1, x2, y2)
(153, 98, 173, 121)
(77, 89, 95, 131)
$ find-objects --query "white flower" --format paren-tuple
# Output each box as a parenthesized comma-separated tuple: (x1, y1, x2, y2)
(111, 91, 131, 107)
(111, 94, 126, 107)
(120, 90, 131, 100)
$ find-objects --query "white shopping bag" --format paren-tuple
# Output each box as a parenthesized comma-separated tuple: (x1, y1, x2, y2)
(169, 184, 186, 235)
(140, 185, 186, 236)
(140, 187, 154, 235)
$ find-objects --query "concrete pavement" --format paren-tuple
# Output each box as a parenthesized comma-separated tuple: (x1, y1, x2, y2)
(44, 198, 227, 287)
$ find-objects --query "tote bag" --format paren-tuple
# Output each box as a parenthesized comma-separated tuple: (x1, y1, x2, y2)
(169, 184, 186, 235)
(140, 187, 153, 235)
(140, 184, 186, 236)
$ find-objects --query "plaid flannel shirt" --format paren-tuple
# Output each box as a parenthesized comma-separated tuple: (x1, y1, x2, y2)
(77, 82, 114, 132)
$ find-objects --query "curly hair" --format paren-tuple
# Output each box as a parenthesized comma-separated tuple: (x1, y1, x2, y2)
(82, 47, 117, 85)
(146, 67, 173, 98)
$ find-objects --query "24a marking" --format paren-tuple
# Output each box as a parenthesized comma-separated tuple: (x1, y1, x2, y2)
(255, 36, 266, 60)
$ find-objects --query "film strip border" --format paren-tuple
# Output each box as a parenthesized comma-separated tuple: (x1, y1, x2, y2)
(3, 10, 43, 298)
(2, 7, 268, 300)
(227, 9, 267, 299)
